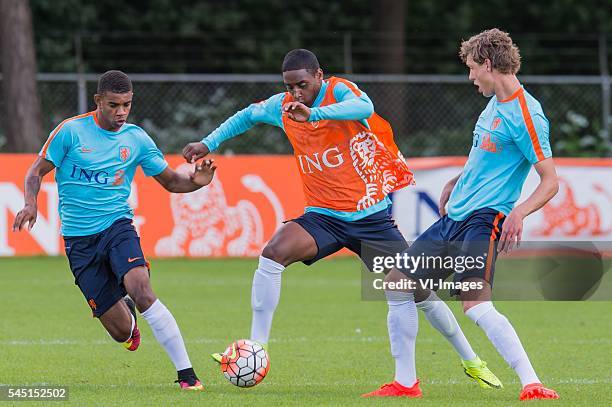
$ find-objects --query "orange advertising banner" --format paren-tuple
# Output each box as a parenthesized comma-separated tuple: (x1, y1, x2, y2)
(1, 155, 611, 257)
(1, 155, 305, 257)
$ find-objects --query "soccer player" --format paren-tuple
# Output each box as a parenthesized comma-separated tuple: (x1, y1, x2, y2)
(182, 49, 501, 388)
(12, 70, 216, 391)
(364, 29, 560, 400)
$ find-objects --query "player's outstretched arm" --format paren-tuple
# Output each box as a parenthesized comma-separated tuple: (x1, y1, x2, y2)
(154, 159, 217, 193)
(13, 157, 56, 232)
(498, 158, 559, 253)
(283, 97, 374, 123)
(285, 81, 374, 123)
(182, 93, 285, 163)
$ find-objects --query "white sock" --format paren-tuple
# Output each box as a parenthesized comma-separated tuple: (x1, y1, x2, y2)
(416, 291, 477, 361)
(386, 291, 418, 388)
(250, 256, 284, 344)
(128, 313, 135, 339)
(466, 302, 540, 386)
(141, 299, 192, 371)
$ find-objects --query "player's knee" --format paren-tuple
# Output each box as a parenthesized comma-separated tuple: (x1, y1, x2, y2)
(383, 269, 415, 293)
(414, 288, 432, 303)
(261, 243, 290, 266)
(133, 291, 156, 312)
(128, 281, 156, 311)
(109, 324, 132, 343)
(462, 300, 482, 314)
(384, 269, 404, 284)
(125, 267, 157, 311)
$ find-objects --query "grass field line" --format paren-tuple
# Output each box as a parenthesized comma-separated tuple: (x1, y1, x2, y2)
(4, 335, 612, 347)
(2, 377, 611, 388)
(0, 335, 417, 346)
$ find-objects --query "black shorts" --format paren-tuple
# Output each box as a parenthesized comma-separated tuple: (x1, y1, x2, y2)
(290, 208, 409, 271)
(401, 208, 505, 294)
(63, 218, 148, 317)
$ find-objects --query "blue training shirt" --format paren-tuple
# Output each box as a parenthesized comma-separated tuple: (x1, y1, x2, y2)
(447, 87, 552, 221)
(201, 79, 391, 221)
(40, 112, 168, 236)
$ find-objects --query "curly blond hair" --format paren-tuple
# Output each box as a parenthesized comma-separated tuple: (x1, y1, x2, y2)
(459, 29, 521, 74)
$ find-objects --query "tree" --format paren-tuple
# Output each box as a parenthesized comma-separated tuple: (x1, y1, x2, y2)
(373, 0, 405, 73)
(1, 0, 43, 152)
(372, 0, 407, 141)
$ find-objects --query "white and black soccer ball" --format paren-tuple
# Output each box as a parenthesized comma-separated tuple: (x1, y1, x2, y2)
(220, 339, 270, 387)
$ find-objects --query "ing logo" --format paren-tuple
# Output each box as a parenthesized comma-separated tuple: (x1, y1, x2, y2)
(480, 134, 498, 153)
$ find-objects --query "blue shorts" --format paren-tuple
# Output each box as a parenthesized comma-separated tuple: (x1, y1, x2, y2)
(63, 218, 148, 317)
(290, 208, 409, 270)
(401, 208, 505, 292)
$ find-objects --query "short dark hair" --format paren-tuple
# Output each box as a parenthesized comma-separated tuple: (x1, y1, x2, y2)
(97, 70, 132, 94)
(282, 49, 320, 74)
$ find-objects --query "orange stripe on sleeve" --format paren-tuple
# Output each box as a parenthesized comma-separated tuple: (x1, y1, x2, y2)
(40, 112, 94, 157)
(517, 92, 545, 162)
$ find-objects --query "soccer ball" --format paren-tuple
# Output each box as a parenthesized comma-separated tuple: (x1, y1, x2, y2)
(220, 339, 270, 387)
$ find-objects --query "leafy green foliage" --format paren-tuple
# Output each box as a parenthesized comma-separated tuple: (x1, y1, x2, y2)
(31, 0, 611, 74)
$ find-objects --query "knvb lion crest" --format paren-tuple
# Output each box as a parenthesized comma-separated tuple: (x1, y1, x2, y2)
(349, 131, 415, 211)
(154, 164, 285, 257)
(119, 146, 131, 162)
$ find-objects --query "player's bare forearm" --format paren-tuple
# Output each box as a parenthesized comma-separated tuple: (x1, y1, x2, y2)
(166, 174, 201, 193)
(514, 158, 559, 218)
(23, 157, 55, 204)
(13, 157, 55, 231)
(155, 170, 200, 193)
(448, 172, 462, 186)
(24, 173, 43, 206)
(154, 160, 216, 193)
(498, 159, 558, 253)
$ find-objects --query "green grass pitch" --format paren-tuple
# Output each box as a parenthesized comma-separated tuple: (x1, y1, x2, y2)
(1, 257, 610, 406)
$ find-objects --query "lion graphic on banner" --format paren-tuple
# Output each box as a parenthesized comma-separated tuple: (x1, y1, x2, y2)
(349, 131, 412, 211)
(154, 164, 284, 257)
(532, 178, 611, 237)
